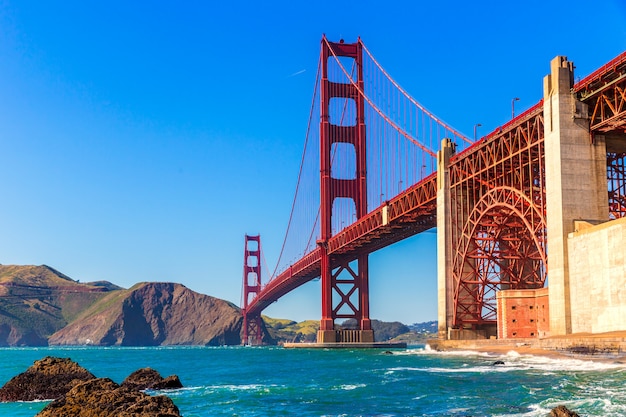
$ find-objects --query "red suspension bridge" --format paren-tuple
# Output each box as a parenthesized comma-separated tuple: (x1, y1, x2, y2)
(241, 36, 626, 345)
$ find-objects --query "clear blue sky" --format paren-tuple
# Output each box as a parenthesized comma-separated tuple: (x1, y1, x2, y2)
(1, 1, 625, 324)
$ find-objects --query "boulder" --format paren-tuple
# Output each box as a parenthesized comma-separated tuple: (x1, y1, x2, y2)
(550, 405, 580, 417)
(0, 356, 95, 401)
(122, 368, 183, 391)
(36, 377, 181, 417)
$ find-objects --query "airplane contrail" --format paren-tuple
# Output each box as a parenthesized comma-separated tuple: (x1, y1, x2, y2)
(288, 69, 306, 77)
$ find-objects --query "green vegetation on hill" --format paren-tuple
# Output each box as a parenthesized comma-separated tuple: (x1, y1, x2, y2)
(340, 319, 410, 342)
(0, 265, 248, 347)
(262, 316, 319, 343)
(262, 316, 437, 345)
(0, 265, 121, 346)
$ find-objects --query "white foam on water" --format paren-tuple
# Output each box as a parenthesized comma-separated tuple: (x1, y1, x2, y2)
(213, 383, 277, 391)
(171, 383, 280, 395)
(409, 345, 626, 373)
(490, 402, 552, 417)
(335, 383, 366, 391)
(403, 346, 494, 358)
(13, 399, 50, 404)
(386, 348, 626, 378)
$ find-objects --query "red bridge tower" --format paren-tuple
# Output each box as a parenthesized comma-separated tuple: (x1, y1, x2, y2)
(317, 37, 373, 344)
(242, 234, 263, 345)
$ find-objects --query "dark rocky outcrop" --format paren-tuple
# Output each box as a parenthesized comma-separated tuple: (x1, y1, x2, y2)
(36, 377, 182, 417)
(49, 282, 244, 346)
(121, 368, 183, 391)
(550, 405, 580, 417)
(0, 356, 96, 401)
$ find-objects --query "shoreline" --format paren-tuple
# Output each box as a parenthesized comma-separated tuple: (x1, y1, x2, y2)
(427, 331, 626, 363)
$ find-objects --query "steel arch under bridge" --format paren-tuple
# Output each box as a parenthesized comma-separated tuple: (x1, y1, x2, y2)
(447, 103, 547, 329)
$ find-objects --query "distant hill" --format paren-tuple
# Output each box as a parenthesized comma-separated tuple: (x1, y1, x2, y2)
(340, 319, 410, 342)
(408, 321, 438, 334)
(263, 316, 319, 343)
(263, 317, 437, 344)
(49, 282, 244, 346)
(0, 265, 262, 347)
(0, 265, 119, 346)
(0, 264, 430, 347)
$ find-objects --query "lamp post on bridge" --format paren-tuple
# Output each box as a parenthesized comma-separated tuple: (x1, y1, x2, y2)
(512, 97, 520, 118)
(473, 123, 482, 141)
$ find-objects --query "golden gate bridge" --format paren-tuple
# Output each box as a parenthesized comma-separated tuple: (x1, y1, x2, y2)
(241, 36, 626, 345)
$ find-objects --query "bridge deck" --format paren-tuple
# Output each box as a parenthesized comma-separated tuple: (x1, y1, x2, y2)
(246, 174, 438, 316)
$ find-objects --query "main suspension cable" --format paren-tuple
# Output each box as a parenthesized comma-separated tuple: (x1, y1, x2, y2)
(324, 37, 436, 157)
(361, 42, 473, 145)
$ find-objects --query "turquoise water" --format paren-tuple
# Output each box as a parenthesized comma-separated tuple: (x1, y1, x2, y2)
(0, 345, 624, 416)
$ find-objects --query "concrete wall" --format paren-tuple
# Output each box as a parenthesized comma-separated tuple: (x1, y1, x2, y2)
(568, 217, 626, 333)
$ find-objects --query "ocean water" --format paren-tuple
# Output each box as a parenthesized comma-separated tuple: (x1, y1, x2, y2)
(0, 345, 624, 416)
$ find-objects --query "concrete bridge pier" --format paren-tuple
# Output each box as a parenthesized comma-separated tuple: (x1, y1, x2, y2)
(436, 138, 455, 339)
(543, 56, 608, 336)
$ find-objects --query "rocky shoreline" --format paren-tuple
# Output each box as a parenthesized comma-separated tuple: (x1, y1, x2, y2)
(427, 332, 626, 363)
(0, 356, 183, 416)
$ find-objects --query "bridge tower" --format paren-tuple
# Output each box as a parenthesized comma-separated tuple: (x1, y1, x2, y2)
(317, 36, 374, 344)
(242, 234, 264, 345)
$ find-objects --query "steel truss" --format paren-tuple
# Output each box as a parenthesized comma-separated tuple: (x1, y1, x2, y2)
(608, 152, 626, 219)
(576, 51, 626, 134)
(448, 105, 546, 328)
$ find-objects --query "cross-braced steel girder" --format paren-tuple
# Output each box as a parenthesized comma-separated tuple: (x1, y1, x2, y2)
(448, 107, 546, 329)
(608, 152, 626, 219)
(577, 51, 626, 134)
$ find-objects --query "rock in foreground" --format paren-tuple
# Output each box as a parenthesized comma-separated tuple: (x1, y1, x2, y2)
(0, 356, 96, 401)
(36, 378, 182, 417)
(122, 368, 183, 391)
(550, 405, 580, 417)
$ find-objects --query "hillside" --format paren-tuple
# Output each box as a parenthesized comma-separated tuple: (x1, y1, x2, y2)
(263, 316, 319, 343)
(0, 265, 120, 346)
(0, 264, 427, 347)
(49, 282, 244, 346)
(0, 265, 252, 347)
(263, 317, 437, 344)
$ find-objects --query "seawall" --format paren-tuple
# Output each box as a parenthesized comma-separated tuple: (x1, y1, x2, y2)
(428, 331, 626, 358)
